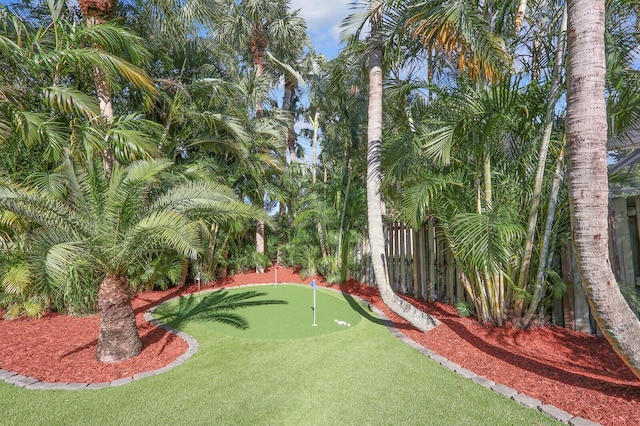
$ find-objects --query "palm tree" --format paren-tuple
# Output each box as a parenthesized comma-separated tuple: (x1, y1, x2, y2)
(342, 0, 516, 330)
(0, 1, 157, 174)
(359, 0, 439, 332)
(566, 0, 640, 379)
(0, 153, 266, 362)
(75, 0, 155, 175)
(211, 0, 305, 271)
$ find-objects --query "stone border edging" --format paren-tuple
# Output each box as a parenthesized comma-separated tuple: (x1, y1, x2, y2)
(0, 303, 199, 391)
(365, 303, 601, 426)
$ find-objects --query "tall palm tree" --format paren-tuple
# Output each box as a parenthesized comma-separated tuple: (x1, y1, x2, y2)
(0, 1, 157, 174)
(343, 0, 513, 330)
(75, 0, 156, 175)
(211, 0, 303, 271)
(0, 153, 265, 362)
(359, 0, 439, 332)
(566, 0, 640, 379)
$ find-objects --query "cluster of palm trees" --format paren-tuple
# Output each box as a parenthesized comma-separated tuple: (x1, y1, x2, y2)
(0, 0, 639, 377)
(354, 0, 640, 377)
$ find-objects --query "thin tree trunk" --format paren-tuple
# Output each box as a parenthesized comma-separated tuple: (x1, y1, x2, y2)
(482, 149, 492, 208)
(256, 220, 265, 273)
(515, 5, 567, 317)
(515, 0, 528, 32)
(96, 274, 141, 362)
(523, 145, 565, 326)
(566, 0, 640, 379)
(337, 160, 353, 282)
(83, 12, 115, 176)
(251, 22, 268, 271)
(310, 111, 319, 184)
(367, 9, 438, 332)
(310, 110, 327, 257)
(282, 77, 297, 162)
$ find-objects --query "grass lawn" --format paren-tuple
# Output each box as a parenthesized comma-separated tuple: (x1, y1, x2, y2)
(0, 284, 559, 425)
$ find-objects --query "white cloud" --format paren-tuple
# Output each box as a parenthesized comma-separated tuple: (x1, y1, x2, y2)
(291, 0, 351, 36)
(291, 0, 355, 57)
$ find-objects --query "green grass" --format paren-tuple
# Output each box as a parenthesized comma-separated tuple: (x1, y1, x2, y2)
(0, 284, 559, 425)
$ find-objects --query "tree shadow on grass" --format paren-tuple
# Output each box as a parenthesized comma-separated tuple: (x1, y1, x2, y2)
(339, 289, 415, 330)
(152, 289, 288, 331)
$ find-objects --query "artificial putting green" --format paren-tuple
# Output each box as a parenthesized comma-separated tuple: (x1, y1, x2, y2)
(153, 284, 363, 339)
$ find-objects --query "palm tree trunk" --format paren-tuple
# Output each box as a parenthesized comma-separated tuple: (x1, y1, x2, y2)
(78, 1, 116, 177)
(367, 8, 438, 332)
(282, 77, 297, 162)
(566, 0, 640, 379)
(251, 22, 268, 271)
(515, 0, 528, 31)
(256, 220, 265, 273)
(337, 160, 353, 282)
(310, 111, 327, 257)
(482, 149, 492, 207)
(515, 5, 567, 318)
(96, 274, 141, 363)
(523, 144, 565, 326)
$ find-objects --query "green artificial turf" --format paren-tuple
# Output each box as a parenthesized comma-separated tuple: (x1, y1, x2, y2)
(155, 284, 362, 339)
(0, 284, 559, 426)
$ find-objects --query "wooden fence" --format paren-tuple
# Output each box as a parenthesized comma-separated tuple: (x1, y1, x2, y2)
(357, 196, 640, 334)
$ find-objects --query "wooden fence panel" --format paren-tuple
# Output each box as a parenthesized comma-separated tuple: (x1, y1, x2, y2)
(610, 197, 635, 287)
(359, 197, 639, 334)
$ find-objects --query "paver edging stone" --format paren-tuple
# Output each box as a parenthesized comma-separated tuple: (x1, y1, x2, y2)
(0, 295, 200, 391)
(366, 299, 601, 426)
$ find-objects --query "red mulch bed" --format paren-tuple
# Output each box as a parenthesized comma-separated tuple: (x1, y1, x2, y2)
(1, 268, 639, 426)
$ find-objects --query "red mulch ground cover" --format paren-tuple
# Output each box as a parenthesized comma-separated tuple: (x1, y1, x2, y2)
(1, 267, 639, 426)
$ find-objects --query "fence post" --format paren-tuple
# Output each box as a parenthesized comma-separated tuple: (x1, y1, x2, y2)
(399, 222, 407, 293)
(427, 220, 436, 301)
(610, 197, 635, 287)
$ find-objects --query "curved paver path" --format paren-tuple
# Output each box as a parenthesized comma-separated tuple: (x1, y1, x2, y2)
(0, 284, 601, 425)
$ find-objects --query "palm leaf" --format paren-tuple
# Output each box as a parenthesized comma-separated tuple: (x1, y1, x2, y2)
(41, 85, 100, 119)
(126, 210, 202, 260)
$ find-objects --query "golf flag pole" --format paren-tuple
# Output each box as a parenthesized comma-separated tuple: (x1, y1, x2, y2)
(196, 272, 201, 303)
(274, 262, 278, 286)
(311, 279, 317, 326)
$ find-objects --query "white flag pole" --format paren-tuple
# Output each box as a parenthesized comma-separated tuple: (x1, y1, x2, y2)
(196, 272, 201, 303)
(312, 279, 317, 326)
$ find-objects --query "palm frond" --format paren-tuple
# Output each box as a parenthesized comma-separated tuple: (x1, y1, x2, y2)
(126, 210, 202, 260)
(41, 85, 100, 119)
(1, 263, 32, 295)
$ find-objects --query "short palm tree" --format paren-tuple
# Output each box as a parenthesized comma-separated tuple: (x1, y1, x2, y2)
(0, 152, 266, 362)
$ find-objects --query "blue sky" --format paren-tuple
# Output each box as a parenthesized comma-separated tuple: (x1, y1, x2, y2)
(291, 0, 353, 60)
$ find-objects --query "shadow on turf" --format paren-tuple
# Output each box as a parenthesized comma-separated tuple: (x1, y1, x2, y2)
(152, 290, 287, 330)
(339, 291, 394, 328)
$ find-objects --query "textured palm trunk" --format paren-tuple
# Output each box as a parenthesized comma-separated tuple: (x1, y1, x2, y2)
(282, 78, 297, 162)
(250, 22, 268, 271)
(256, 220, 265, 273)
(96, 274, 141, 362)
(366, 18, 438, 332)
(515, 0, 528, 31)
(566, 0, 640, 379)
(79, 1, 116, 177)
